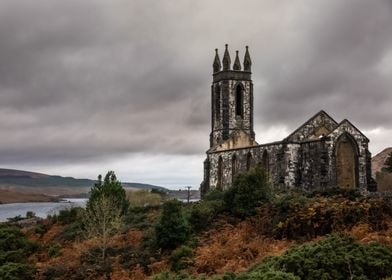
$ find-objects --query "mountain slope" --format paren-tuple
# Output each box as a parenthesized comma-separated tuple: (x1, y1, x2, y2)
(0, 169, 166, 190)
(372, 147, 392, 176)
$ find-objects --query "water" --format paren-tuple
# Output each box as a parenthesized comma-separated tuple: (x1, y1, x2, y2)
(0, 198, 87, 222)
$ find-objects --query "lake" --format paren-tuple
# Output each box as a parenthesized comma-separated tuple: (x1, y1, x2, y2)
(0, 198, 87, 222)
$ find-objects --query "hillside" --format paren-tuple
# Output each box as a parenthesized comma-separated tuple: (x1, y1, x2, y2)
(372, 147, 392, 176)
(0, 168, 166, 201)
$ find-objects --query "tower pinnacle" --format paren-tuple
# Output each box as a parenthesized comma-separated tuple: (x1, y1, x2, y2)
(213, 49, 221, 73)
(243, 46, 252, 72)
(233, 50, 242, 70)
(222, 44, 231, 71)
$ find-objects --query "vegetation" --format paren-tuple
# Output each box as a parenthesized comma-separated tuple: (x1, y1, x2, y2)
(84, 171, 128, 260)
(155, 199, 189, 250)
(224, 166, 271, 217)
(0, 224, 37, 280)
(3, 167, 392, 279)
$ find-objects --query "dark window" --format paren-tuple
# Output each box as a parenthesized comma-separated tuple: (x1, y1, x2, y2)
(215, 84, 221, 120)
(235, 84, 243, 118)
(232, 154, 238, 181)
(217, 156, 223, 190)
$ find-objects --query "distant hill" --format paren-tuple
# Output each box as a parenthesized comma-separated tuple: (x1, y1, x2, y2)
(372, 148, 392, 176)
(0, 168, 166, 198)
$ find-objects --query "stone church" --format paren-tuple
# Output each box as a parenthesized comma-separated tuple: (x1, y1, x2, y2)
(200, 45, 376, 196)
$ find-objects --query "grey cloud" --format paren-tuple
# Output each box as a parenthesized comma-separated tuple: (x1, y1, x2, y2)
(0, 0, 391, 170)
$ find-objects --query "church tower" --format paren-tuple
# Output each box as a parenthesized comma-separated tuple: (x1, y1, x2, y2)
(210, 45, 255, 148)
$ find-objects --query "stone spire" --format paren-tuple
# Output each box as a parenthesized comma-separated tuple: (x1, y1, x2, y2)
(213, 48, 221, 73)
(243, 46, 252, 72)
(222, 44, 231, 71)
(233, 50, 242, 70)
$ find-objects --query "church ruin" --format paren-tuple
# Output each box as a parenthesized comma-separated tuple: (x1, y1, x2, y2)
(200, 45, 375, 196)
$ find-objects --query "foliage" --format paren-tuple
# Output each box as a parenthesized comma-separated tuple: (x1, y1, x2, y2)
(25, 211, 35, 219)
(250, 234, 392, 280)
(128, 189, 162, 207)
(224, 166, 271, 218)
(170, 245, 194, 272)
(124, 205, 161, 230)
(87, 170, 129, 214)
(84, 171, 128, 260)
(0, 224, 37, 280)
(58, 220, 84, 241)
(155, 200, 189, 250)
(56, 207, 83, 225)
(0, 262, 35, 280)
(48, 244, 61, 258)
(0, 224, 38, 265)
(255, 193, 391, 240)
(383, 152, 392, 173)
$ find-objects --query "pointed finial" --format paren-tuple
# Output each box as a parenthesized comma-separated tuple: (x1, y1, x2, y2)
(243, 46, 252, 71)
(222, 44, 231, 71)
(233, 50, 241, 71)
(213, 48, 221, 73)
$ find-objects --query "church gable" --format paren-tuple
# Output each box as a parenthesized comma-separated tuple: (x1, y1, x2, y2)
(285, 110, 338, 142)
(328, 119, 369, 143)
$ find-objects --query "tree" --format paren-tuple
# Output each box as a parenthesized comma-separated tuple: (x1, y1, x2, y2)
(224, 165, 271, 217)
(155, 200, 189, 250)
(382, 152, 392, 173)
(84, 171, 128, 260)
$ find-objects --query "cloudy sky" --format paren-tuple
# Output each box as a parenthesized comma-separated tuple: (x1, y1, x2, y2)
(1, 0, 391, 188)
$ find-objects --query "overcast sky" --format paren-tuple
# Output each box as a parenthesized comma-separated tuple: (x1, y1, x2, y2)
(1, 0, 391, 188)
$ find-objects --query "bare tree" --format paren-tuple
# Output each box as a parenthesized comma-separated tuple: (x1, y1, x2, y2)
(83, 194, 123, 260)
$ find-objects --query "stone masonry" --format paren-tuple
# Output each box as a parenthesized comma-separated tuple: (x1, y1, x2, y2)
(200, 45, 376, 197)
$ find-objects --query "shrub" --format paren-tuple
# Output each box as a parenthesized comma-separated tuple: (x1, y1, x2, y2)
(56, 207, 83, 225)
(250, 234, 392, 280)
(255, 194, 391, 240)
(48, 244, 61, 258)
(224, 166, 271, 218)
(0, 224, 38, 265)
(155, 200, 189, 250)
(170, 245, 194, 272)
(0, 262, 35, 280)
(58, 221, 83, 241)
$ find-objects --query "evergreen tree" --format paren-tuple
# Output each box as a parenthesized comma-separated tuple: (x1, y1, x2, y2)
(155, 200, 189, 250)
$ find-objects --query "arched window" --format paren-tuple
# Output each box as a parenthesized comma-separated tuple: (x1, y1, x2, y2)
(217, 156, 223, 190)
(235, 84, 243, 118)
(215, 84, 221, 120)
(232, 154, 238, 181)
(246, 152, 252, 171)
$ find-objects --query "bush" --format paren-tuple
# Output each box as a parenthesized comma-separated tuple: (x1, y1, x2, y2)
(0, 224, 38, 265)
(56, 207, 83, 225)
(250, 234, 392, 280)
(155, 200, 189, 250)
(0, 262, 35, 280)
(170, 245, 194, 272)
(224, 166, 271, 218)
(48, 244, 61, 258)
(255, 194, 391, 240)
(57, 221, 84, 241)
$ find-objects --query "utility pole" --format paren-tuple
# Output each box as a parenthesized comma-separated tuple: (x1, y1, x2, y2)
(186, 186, 192, 203)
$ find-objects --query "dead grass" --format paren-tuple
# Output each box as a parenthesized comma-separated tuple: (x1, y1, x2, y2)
(192, 220, 293, 275)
